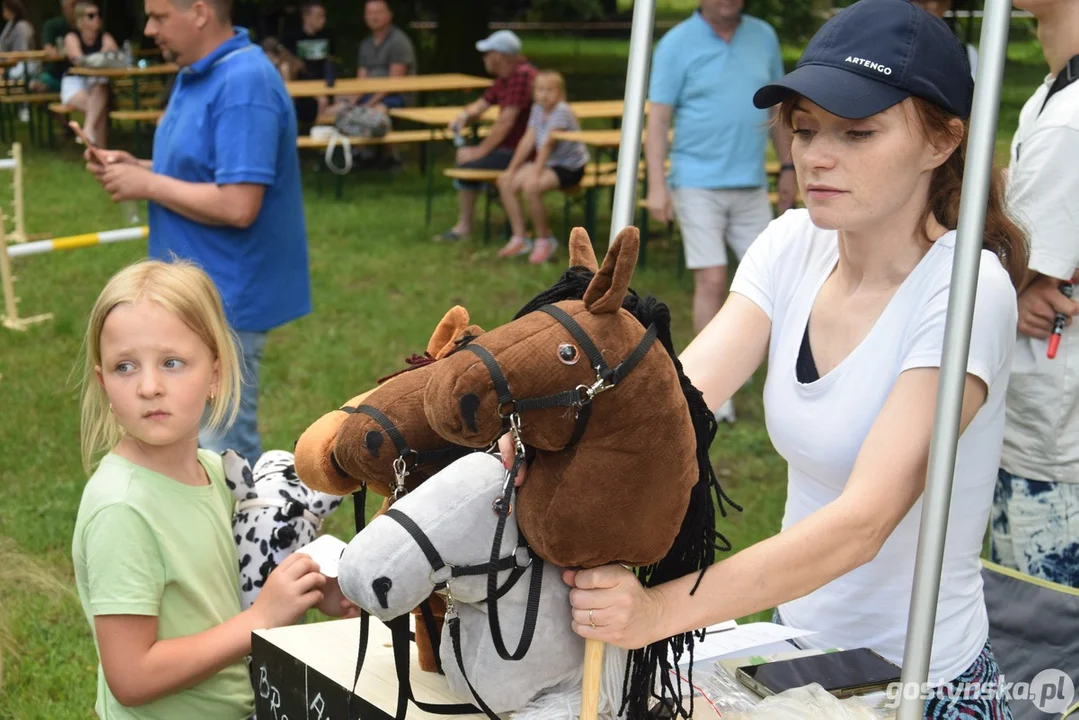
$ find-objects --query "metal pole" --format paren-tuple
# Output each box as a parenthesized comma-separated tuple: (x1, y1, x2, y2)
(608, 0, 655, 245)
(896, 1, 1012, 716)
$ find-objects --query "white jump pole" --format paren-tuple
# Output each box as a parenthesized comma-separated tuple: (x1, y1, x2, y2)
(7, 226, 148, 259)
(1, 226, 149, 331)
(895, 1, 1011, 717)
(579, 2, 656, 719)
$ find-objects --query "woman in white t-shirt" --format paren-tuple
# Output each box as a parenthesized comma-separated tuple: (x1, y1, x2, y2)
(555, 0, 1026, 716)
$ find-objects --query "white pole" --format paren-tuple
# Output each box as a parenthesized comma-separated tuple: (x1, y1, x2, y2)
(7, 226, 148, 259)
(607, 0, 655, 245)
(896, 1, 1012, 716)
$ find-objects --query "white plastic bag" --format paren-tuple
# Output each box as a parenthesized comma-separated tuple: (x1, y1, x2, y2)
(730, 683, 883, 719)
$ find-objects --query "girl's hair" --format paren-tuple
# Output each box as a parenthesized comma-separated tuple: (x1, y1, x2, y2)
(535, 70, 566, 98)
(79, 259, 242, 473)
(778, 95, 1029, 288)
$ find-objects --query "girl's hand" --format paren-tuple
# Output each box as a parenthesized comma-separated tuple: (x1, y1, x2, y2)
(565, 565, 665, 649)
(316, 576, 361, 619)
(251, 553, 326, 628)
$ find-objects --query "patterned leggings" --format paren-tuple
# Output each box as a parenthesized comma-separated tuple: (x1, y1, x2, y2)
(772, 610, 1013, 718)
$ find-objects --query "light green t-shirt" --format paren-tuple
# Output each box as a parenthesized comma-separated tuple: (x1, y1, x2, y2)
(72, 449, 255, 720)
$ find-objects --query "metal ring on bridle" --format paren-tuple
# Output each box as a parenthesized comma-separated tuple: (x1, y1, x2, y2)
(497, 400, 517, 419)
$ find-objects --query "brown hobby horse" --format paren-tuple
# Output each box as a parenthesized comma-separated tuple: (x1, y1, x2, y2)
(420, 227, 740, 718)
(293, 306, 483, 673)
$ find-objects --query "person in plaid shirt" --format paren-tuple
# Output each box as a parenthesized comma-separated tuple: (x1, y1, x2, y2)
(434, 30, 537, 243)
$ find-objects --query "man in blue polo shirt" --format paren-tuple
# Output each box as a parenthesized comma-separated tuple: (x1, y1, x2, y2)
(644, 0, 793, 423)
(86, 0, 310, 462)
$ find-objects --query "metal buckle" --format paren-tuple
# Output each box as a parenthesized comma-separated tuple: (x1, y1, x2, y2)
(514, 546, 533, 569)
(281, 500, 304, 519)
(392, 456, 409, 500)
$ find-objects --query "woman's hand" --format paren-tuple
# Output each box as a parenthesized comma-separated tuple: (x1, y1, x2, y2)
(565, 565, 666, 649)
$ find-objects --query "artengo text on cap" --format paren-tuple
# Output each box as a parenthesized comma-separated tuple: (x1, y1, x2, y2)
(845, 56, 893, 75)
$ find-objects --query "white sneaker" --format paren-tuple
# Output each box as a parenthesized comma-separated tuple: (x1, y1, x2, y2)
(715, 398, 737, 424)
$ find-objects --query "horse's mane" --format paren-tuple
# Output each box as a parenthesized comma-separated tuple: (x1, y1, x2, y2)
(515, 266, 743, 719)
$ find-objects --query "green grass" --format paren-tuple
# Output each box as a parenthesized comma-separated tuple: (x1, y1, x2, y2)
(0, 36, 1046, 719)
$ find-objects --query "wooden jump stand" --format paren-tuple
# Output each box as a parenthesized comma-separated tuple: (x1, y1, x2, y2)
(0, 205, 52, 332)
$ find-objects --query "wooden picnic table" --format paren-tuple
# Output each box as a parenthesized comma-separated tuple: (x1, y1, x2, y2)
(286, 73, 491, 99)
(0, 50, 64, 63)
(390, 100, 644, 128)
(69, 64, 179, 78)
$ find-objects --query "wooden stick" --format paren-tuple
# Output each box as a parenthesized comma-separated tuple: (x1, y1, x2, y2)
(0, 208, 51, 331)
(11, 142, 24, 243)
(580, 637, 605, 720)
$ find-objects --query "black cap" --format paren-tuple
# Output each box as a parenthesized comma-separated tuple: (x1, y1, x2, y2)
(753, 0, 973, 119)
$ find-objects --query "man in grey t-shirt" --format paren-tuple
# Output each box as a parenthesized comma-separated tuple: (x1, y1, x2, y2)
(354, 0, 416, 112)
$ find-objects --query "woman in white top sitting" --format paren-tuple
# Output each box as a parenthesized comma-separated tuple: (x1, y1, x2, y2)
(61, 0, 117, 147)
(545, 0, 1024, 716)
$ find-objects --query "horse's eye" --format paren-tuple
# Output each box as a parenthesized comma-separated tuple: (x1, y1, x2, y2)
(558, 343, 579, 365)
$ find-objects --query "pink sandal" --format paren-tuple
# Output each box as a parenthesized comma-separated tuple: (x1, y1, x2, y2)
(528, 237, 558, 264)
(498, 235, 533, 258)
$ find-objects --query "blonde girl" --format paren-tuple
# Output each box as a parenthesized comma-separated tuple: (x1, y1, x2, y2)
(73, 260, 346, 719)
(496, 70, 590, 264)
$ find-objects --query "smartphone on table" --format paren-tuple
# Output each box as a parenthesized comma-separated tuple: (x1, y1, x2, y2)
(736, 647, 902, 699)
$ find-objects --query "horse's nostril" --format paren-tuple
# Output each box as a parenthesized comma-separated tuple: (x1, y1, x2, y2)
(365, 430, 384, 458)
(372, 576, 392, 609)
(460, 393, 481, 433)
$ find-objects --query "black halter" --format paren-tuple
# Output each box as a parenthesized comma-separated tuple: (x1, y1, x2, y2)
(336, 403, 471, 499)
(460, 303, 658, 666)
(463, 304, 658, 450)
(347, 505, 541, 720)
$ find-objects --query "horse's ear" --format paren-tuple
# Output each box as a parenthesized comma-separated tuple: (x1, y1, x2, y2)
(427, 306, 470, 358)
(583, 226, 640, 314)
(568, 227, 599, 273)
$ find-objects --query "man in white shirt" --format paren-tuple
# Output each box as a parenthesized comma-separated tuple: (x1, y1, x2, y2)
(994, 0, 1079, 588)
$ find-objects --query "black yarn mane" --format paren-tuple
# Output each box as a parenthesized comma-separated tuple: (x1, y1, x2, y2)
(515, 265, 742, 719)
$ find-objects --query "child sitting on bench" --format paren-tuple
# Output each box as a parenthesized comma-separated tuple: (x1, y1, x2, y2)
(495, 70, 590, 264)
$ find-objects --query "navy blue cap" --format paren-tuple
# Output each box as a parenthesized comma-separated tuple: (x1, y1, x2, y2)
(753, 0, 973, 119)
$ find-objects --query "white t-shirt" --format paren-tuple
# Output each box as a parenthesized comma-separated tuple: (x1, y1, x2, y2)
(730, 209, 1017, 684)
(1002, 74, 1079, 484)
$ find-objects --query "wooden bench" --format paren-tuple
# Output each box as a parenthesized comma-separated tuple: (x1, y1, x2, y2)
(109, 109, 163, 123)
(443, 162, 619, 243)
(297, 128, 449, 150)
(0, 92, 61, 145)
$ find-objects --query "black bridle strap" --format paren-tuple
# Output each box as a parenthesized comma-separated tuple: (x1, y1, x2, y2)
(538, 304, 610, 375)
(538, 304, 659, 387)
(461, 343, 515, 408)
(345, 404, 411, 457)
(388, 614, 483, 718)
(383, 508, 524, 587)
(415, 598, 444, 674)
(485, 459, 544, 662)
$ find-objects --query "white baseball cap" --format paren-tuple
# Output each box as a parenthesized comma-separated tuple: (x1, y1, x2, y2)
(476, 30, 522, 55)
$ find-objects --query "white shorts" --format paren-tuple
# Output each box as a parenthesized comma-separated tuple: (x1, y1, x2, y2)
(60, 75, 108, 105)
(671, 186, 774, 269)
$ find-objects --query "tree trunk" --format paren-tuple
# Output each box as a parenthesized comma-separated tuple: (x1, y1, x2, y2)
(432, 0, 492, 75)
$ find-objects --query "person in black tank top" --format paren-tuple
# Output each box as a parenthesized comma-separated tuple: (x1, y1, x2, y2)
(60, 1, 117, 146)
